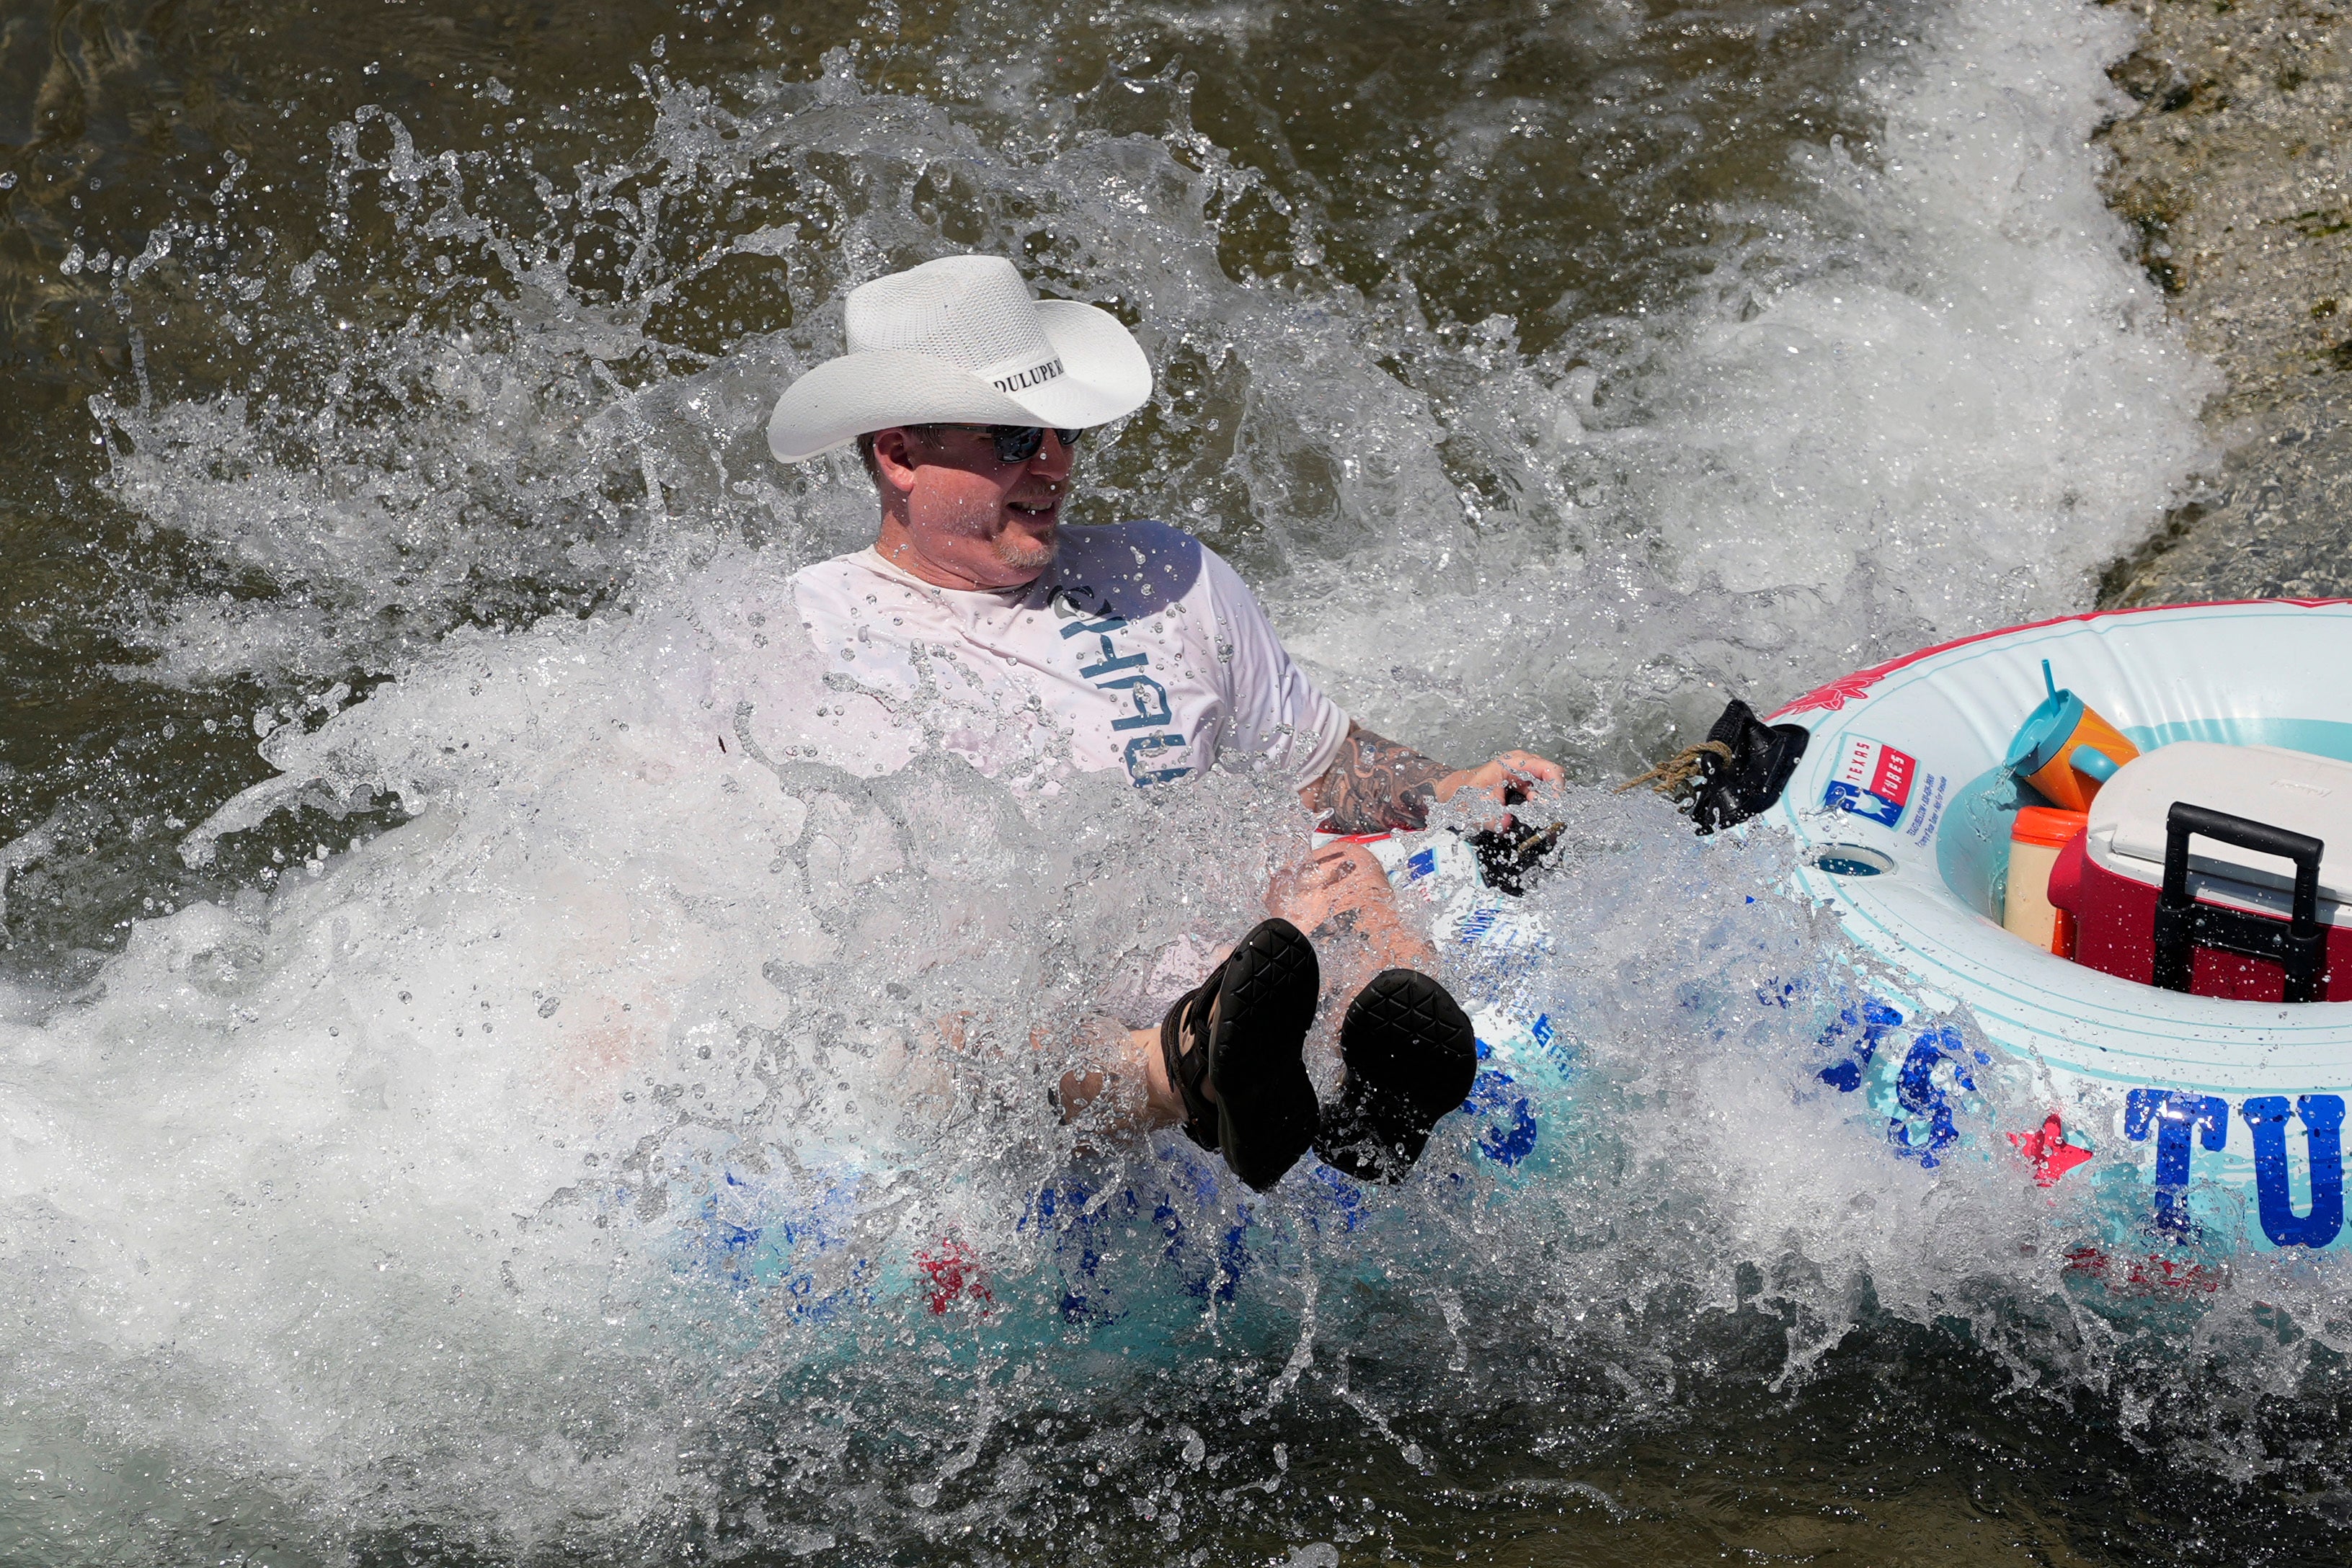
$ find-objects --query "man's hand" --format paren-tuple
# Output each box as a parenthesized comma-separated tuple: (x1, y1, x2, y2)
(1303, 725, 1562, 836)
(1434, 750, 1566, 819)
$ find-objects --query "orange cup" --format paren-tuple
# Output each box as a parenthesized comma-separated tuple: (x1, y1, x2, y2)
(2004, 661, 2142, 813)
(2023, 708, 2139, 812)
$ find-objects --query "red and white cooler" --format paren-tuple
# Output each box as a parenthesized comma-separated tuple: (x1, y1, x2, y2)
(2046, 741, 2352, 1002)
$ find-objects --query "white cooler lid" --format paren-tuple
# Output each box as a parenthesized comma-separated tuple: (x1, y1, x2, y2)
(2088, 741, 2352, 904)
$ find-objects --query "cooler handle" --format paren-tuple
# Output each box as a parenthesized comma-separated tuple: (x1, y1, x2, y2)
(2152, 801, 2328, 1003)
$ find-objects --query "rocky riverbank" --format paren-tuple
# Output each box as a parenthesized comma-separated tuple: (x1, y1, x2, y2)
(2095, 0, 2352, 605)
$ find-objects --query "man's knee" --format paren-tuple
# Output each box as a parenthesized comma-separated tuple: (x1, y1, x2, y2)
(1270, 840, 1396, 930)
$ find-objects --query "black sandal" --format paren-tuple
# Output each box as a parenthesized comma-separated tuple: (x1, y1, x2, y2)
(1313, 969, 1478, 1183)
(1159, 917, 1321, 1192)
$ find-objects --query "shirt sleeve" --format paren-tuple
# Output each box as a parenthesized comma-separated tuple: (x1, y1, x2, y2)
(1196, 543, 1351, 791)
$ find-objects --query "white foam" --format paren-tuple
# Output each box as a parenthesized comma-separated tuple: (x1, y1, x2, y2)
(4, 550, 1326, 1542)
(1273, 0, 2217, 768)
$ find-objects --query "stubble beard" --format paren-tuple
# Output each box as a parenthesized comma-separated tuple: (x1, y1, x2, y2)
(993, 520, 1060, 574)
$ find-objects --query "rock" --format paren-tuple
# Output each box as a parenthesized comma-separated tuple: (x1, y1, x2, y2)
(2094, 0, 2352, 607)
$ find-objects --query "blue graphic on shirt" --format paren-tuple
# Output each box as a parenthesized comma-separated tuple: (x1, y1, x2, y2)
(1101, 673, 1173, 730)
(1055, 587, 1192, 785)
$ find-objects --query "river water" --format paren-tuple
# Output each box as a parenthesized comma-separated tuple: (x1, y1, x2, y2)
(4, 0, 2347, 1562)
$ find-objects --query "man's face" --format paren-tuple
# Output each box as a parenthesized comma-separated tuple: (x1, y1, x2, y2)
(871, 425, 1077, 590)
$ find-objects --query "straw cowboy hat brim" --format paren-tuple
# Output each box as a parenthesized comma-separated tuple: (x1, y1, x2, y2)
(766, 298, 1151, 463)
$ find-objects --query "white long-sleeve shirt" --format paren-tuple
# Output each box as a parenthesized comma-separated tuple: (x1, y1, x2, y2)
(781, 520, 1349, 793)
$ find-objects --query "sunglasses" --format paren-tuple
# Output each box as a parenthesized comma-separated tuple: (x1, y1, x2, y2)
(944, 424, 1086, 465)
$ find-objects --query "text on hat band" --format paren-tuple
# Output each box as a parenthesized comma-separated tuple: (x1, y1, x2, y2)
(993, 357, 1065, 394)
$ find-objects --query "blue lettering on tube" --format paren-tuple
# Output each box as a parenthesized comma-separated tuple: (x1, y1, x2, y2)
(1466, 1066, 1538, 1165)
(2125, 1090, 2229, 1239)
(1887, 1025, 1973, 1167)
(1816, 998, 1904, 1093)
(2240, 1095, 2346, 1249)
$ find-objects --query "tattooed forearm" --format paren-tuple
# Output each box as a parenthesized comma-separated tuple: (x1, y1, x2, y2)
(1301, 722, 1452, 834)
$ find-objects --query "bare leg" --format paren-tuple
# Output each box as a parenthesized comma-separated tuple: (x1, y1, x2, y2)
(1056, 1023, 1187, 1133)
(1265, 839, 1435, 1084)
(1266, 839, 1435, 996)
(1057, 839, 1431, 1131)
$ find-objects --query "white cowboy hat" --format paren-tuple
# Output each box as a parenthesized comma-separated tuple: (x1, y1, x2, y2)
(766, 254, 1153, 463)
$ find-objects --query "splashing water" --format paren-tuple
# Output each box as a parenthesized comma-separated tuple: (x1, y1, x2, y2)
(12, 0, 2351, 1562)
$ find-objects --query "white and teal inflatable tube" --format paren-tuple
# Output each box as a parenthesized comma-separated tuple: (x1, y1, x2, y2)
(1765, 599, 2352, 1260)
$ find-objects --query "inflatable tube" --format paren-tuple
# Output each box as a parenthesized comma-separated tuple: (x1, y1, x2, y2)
(1765, 599, 2352, 1259)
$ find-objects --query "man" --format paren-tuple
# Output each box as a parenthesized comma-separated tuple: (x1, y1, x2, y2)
(766, 254, 1562, 1192)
